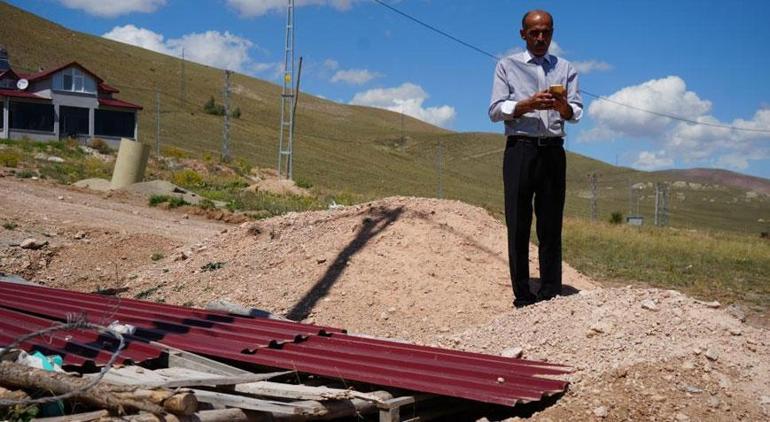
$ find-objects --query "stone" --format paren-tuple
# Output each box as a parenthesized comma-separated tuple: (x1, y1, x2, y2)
(760, 395, 770, 405)
(74, 231, 86, 240)
(593, 406, 608, 418)
(20, 238, 47, 250)
(674, 413, 690, 422)
(651, 394, 666, 402)
(707, 396, 720, 408)
(726, 304, 747, 322)
(704, 300, 721, 309)
(685, 386, 703, 394)
(681, 361, 696, 370)
(729, 328, 742, 336)
(705, 348, 719, 361)
(501, 347, 523, 359)
(496, 377, 505, 384)
(47, 156, 65, 163)
(641, 299, 658, 311)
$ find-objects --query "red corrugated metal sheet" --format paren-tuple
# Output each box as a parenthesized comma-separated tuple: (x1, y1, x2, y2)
(0, 283, 569, 406)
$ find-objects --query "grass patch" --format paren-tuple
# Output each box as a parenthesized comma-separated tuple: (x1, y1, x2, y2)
(563, 218, 770, 309)
(15, 169, 35, 179)
(2, 221, 18, 230)
(151, 252, 164, 261)
(134, 286, 161, 299)
(201, 261, 225, 272)
(148, 195, 190, 208)
(0, 149, 21, 167)
(225, 191, 324, 217)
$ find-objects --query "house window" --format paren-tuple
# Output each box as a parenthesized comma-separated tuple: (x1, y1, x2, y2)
(60, 106, 90, 137)
(95, 109, 135, 138)
(53, 68, 96, 94)
(9, 101, 55, 132)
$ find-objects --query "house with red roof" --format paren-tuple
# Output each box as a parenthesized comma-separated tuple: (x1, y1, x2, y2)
(0, 47, 142, 145)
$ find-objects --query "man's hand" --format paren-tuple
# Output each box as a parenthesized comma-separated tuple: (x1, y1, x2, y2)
(514, 91, 555, 116)
(552, 90, 573, 120)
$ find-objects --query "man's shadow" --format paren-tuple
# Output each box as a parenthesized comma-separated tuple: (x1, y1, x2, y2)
(527, 278, 580, 296)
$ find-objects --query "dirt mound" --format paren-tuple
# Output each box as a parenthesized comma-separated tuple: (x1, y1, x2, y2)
(124, 196, 595, 344)
(450, 287, 769, 421)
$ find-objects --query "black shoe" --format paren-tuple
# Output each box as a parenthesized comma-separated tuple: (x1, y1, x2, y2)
(535, 291, 559, 302)
(513, 296, 536, 308)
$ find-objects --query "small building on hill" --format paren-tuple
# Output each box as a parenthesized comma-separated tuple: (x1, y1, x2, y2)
(0, 47, 141, 145)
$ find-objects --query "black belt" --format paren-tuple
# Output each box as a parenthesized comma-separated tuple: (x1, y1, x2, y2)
(507, 135, 564, 147)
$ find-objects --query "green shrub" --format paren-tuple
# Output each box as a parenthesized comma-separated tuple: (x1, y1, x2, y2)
(231, 107, 241, 119)
(198, 198, 216, 210)
(2, 221, 17, 230)
(151, 252, 164, 261)
(295, 176, 313, 189)
(0, 150, 21, 167)
(203, 96, 225, 116)
(148, 195, 190, 208)
(609, 211, 624, 225)
(90, 138, 112, 154)
(172, 169, 204, 188)
(161, 146, 189, 159)
(15, 169, 35, 179)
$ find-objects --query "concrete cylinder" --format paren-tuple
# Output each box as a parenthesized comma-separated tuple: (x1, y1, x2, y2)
(111, 138, 150, 189)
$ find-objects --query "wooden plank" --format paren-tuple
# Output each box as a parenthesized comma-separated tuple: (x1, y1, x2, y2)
(163, 348, 252, 376)
(190, 389, 326, 416)
(155, 367, 291, 388)
(378, 396, 416, 422)
(234, 381, 353, 401)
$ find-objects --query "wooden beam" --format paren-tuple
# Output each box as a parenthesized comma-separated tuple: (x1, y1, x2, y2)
(190, 389, 326, 417)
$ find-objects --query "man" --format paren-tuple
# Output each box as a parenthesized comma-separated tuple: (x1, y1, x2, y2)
(488, 10, 583, 308)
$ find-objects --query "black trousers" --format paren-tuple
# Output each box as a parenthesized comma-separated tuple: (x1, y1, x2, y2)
(502, 138, 566, 301)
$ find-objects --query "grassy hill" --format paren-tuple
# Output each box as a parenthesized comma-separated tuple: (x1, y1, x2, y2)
(1, 1, 768, 234)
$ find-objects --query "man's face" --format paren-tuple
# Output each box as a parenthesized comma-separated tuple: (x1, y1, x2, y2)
(520, 13, 553, 57)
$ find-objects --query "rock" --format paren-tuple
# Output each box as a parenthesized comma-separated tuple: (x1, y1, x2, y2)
(496, 377, 505, 383)
(685, 386, 703, 394)
(501, 347, 523, 359)
(379, 312, 389, 321)
(641, 299, 658, 311)
(20, 238, 47, 250)
(704, 300, 721, 309)
(681, 361, 696, 370)
(47, 156, 65, 163)
(705, 348, 719, 361)
(593, 406, 608, 418)
(590, 321, 611, 334)
(729, 328, 742, 336)
(438, 326, 450, 333)
(674, 413, 690, 422)
(74, 231, 86, 240)
(651, 394, 666, 402)
(760, 395, 770, 405)
(57, 195, 64, 200)
(707, 396, 720, 408)
(726, 304, 747, 322)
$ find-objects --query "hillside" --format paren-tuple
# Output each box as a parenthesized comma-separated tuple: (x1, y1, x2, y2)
(1, 2, 768, 233)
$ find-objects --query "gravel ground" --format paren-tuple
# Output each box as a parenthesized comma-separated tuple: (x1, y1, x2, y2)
(1, 176, 768, 421)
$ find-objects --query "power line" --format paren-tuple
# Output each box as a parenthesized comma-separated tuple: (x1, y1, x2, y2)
(371, 0, 498, 61)
(370, 0, 770, 136)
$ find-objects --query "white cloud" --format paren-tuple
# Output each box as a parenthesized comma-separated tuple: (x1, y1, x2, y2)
(104, 25, 262, 74)
(350, 83, 456, 128)
(548, 41, 566, 57)
(586, 76, 712, 139)
(227, 0, 358, 17)
(331, 69, 381, 85)
(634, 151, 673, 170)
(323, 59, 340, 71)
(585, 76, 770, 171)
(57, 0, 165, 17)
(572, 60, 613, 74)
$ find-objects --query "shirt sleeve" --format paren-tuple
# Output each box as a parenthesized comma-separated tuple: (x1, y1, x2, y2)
(488, 60, 516, 122)
(566, 63, 583, 123)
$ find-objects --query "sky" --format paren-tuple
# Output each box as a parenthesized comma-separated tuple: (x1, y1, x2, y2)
(7, 0, 770, 178)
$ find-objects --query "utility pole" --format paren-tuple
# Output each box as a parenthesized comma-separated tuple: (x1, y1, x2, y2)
(155, 90, 160, 159)
(180, 47, 186, 107)
(222, 69, 231, 162)
(436, 139, 444, 199)
(277, 0, 296, 180)
(589, 172, 598, 221)
(627, 178, 633, 217)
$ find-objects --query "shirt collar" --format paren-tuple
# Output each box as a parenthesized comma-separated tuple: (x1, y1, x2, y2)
(522, 49, 552, 65)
